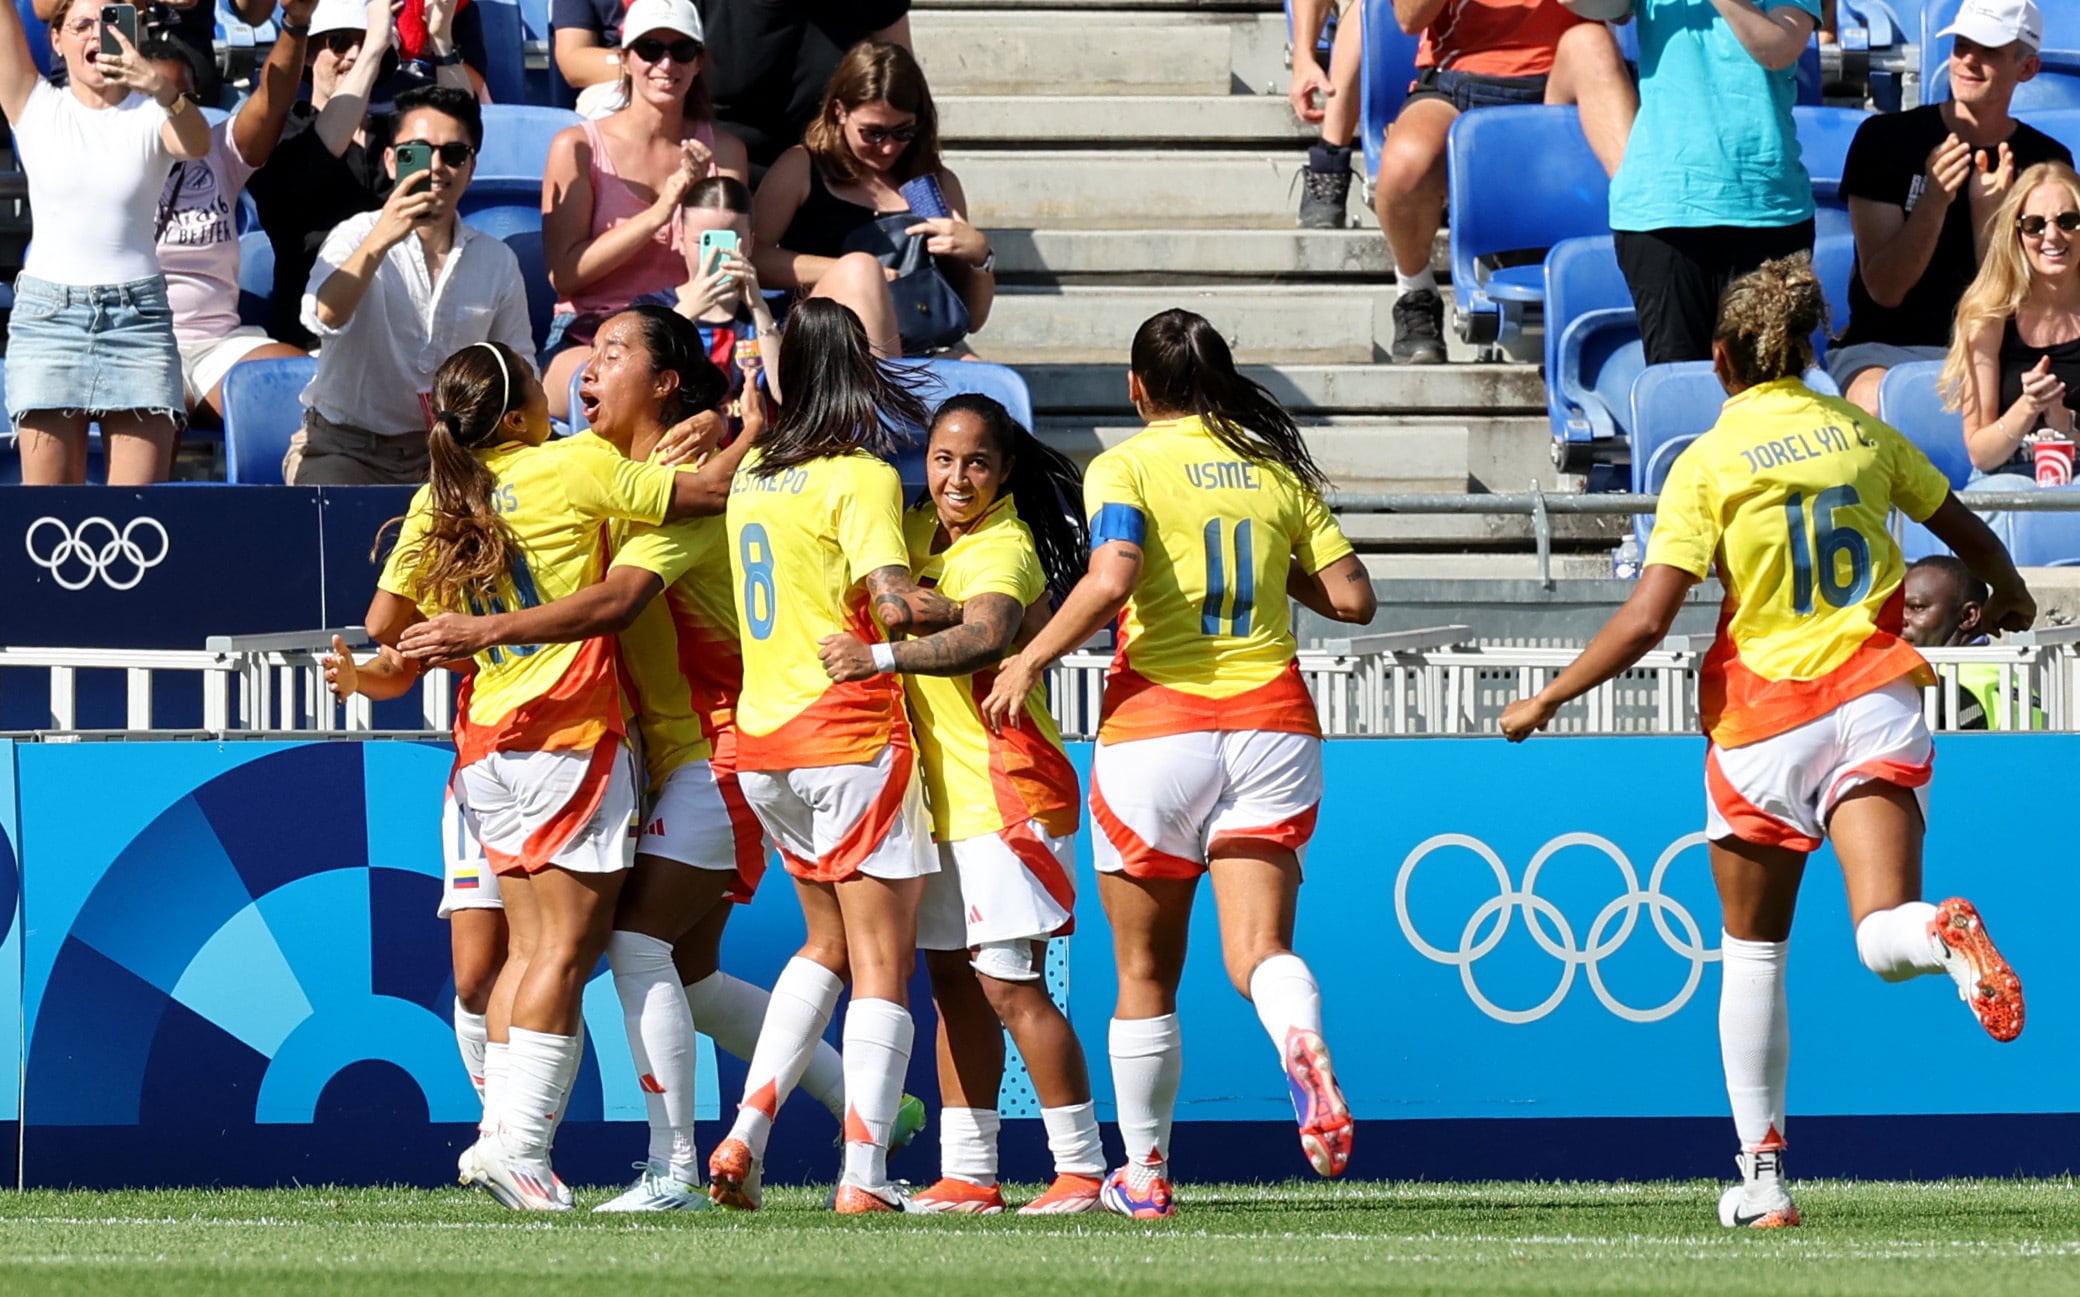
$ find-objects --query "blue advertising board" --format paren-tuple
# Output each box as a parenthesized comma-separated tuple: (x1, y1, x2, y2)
(4, 733, 2076, 1188)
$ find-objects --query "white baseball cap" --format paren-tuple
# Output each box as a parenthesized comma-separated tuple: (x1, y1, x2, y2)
(1940, 0, 2044, 53)
(619, 0, 704, 48)
(308, 0, 368, 38)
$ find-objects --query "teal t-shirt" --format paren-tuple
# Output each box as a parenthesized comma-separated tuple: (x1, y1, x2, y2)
(1608, 0, 1822, 232)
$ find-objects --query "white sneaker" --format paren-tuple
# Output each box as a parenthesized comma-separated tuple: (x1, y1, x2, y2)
(1716, 1147, 1800, 1228)
(593, 1162, 711, 1213)
(474, 1133, 572, 1213)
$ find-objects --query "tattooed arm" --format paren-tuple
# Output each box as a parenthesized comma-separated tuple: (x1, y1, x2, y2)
(819, 593, 1024, 683)
(864, 564, 964, 636)
(1286, 553, 1377, 624)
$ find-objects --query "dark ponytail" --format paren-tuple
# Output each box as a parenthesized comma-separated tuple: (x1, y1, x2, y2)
(1129, 309, 1328, 495)
(930, 393, 1089, 603)
(376, 341, 531, 613)
(754, 298, 930, 475)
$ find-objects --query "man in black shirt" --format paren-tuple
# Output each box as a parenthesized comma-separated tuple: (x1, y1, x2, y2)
(1828, 0, 2070, 414)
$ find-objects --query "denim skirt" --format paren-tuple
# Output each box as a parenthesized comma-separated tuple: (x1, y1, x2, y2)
(5, 274, 185, 425)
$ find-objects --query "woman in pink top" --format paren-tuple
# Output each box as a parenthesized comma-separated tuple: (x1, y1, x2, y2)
(541, 0, 748, 419)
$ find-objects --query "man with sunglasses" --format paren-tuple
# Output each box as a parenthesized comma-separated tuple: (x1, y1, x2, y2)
(1828, 0, 2070, 415)
(288, 84, 535, 484)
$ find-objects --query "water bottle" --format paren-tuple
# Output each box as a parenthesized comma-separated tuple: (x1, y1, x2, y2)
(1612, 532, 1642, 580)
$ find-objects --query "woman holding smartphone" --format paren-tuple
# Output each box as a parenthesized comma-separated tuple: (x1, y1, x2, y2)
(0, 0, 208, 484)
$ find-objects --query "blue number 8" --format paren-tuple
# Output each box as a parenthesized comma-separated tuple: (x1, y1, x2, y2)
(740, 522, 777, 640)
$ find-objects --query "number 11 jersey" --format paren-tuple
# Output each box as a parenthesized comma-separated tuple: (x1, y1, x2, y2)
(1083, 415, 1354, 744)
(1646, 377, 1951, 748)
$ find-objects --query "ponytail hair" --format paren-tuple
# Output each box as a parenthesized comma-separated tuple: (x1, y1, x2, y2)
(1713, 253, 1826, 389)
(377, 341, 532, 613)
(930, 393, 1089, 603)
(1129, 309, 1328, 495)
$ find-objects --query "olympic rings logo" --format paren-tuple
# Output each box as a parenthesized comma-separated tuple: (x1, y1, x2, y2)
(1394, 832, 1719, 1025)
(24, 516, 170, 591)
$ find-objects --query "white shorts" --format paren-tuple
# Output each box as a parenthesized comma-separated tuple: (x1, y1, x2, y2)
(178, 328, 281, 406)
(453, 741, 638, 877)
(437, 788, 504, 918)
(737, 740, 937, 883)
(916, 820, 1078, 951)
(1705, 678, 1933, 853)
(637, 753, 769, 903)
(1089, 729, 1322, 879)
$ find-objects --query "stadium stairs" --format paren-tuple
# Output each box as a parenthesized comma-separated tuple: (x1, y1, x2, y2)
(920, 0, 1615, 572)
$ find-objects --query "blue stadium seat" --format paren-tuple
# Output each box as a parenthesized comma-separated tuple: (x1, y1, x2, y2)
(460, 203, 556, 352)
(476, 0, 528, 104)
(1876, 360, 1973, 489)
(1813, 232, 1856, 360)
(475, 105, 581, 183)
(899, 359, 1037, 490)
(2020, 107, 2080, 154)
(1630, 362, 1843, 546)
(1543, 236, 1640, 476)
(1357, 0, 1421, 183)
(1795, 106, 1873, 242)
(1446, 105, 1610, 346)
(1921, 1, 2080, 108)
(18, 0, 47, 76)
(565, 367, 589, 433)
(2007, 494, 2080, 566)
(222, 357, 318, 484)
(238, 230, 275, 330)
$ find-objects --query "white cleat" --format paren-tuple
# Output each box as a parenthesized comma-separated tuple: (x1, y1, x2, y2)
(593, 1162, 712, 1213)
(1716, 1146, 1800, 1228)
(473, 1133, 572, 1213)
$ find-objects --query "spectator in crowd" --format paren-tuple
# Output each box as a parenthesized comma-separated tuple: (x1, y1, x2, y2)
(2, 0, 210, 485)
(289, 85, 534, 484)
(1942, 161, 2080, 494)
(1901, 555, 2033, 731)
(633, 175, 784, 408)
(1379, 0, 1636, 364)
(752, 40, 991, 359)
(34, 0, 273, 107)
(1288, 0, 1363, 230)
(248, 0, 472, 349)
(540, 0, 751, 418)
(1611, 0, 1821, 367)
(144, 8, 316, 424)
(1829, 0, 2065, 414)
(392, 0, 495, 103)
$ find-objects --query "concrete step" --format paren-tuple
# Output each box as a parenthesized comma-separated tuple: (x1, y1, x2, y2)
(1020, 361, 1547, 417)
(912, 11, 1290, 97)
(1036, 416, 1473, 493)
(989, 227, 1390, 279)
(940, 94, 1311, 145)
(952, 149, 1360, 230)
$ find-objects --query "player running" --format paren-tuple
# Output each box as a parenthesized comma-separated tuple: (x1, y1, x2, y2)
(981, 309, 1376, 1219)
(710, 298, 959, 1214)
(1499, 255, 2032, 1230)
(818, 394, 1104, 1215)
(341, 340, 744, 1211)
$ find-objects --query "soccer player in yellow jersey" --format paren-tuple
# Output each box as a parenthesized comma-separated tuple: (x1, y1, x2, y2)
(713, 299, 960, 1214)
(819, 394, 1105, 1215)
(1500, 256, 2034, 1230)
(337, 341, 747, 1211)
(983, 310, 1377, 1219)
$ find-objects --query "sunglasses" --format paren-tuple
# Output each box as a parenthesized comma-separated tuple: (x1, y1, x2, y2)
(317, 30, 360, 56)
(2018, 212, 2080, 238)
(854, 122, 918, 147)
(401, 140, 477, 167)
(628, 37, 702, 64)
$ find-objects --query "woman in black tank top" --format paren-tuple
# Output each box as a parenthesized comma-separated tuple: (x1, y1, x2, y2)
(750, 41, 994, 358)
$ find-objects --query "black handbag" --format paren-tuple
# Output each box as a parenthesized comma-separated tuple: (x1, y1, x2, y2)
(841, 212, 972, 356)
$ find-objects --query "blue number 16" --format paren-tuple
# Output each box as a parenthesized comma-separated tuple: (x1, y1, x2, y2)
(1784, 486, 1871, 615)
(739, 523, 777, 639)
(1201, 518, 1255, 636)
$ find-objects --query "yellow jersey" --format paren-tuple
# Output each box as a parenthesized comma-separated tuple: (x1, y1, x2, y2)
(725, 447, 912, 771)
(377, 433, 677, 764)
(902, 499, 1081, 843)
(609, 515, 741, 789)
(1646, 378, 1950, 748)
(1082, 415, 1355, 743)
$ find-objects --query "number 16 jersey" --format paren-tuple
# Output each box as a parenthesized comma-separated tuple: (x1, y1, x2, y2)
(1084, 415, 1354, 744)
(1646, 377, 1951, 749)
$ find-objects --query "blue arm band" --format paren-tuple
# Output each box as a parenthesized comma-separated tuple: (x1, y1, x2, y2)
(1091, 503, 1147, 548)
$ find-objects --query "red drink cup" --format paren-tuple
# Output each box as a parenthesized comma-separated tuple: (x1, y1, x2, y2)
(2033, 433, 2075, 487)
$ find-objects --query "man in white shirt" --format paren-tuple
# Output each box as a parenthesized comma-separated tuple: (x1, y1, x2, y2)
(287, 84, 534, 484)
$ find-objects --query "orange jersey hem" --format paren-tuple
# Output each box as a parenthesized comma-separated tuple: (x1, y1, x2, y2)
(1096, 658, 1323, 744)
(973, 669, 1081, 837)
(736, 675, 907, 771)
(1700, 590, 1936, 749)
(454, 636, 625, 768)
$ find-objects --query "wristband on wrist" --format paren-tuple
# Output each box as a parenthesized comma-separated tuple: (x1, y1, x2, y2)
(870, 642, 897, 674)
(430, 47, 465, 66)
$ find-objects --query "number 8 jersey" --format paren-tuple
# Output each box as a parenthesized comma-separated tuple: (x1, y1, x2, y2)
(1084, 414, 1355, 743)
(1645, 377, 1951, 749)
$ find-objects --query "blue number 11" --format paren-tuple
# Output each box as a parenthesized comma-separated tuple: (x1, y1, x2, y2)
(1201, 518, 1254, 636)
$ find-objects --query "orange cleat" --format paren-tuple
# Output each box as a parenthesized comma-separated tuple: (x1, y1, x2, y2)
(907, 1178, 1006, 1214)
(1018, 1173, 1104, 1216)
(706, 1137, 762, 1210)
(833, 1183, 906, 1214)
(1929, 897, 2025, 1042)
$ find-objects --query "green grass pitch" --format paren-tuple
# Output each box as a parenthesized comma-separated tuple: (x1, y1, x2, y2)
(3, 1180, 2079, 1296)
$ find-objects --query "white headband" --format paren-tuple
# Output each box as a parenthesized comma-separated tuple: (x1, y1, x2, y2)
(472, 341, 512, 419)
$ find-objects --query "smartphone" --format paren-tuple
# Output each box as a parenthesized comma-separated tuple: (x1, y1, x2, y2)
(98, 3, 136, 58)
(394, 142, 434, 192)
(699, 228, 740, 275)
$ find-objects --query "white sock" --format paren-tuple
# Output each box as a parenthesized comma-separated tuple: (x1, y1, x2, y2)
(1398, 264, 1438, 295)
(687, 970, 849, 1121)
(839, 998, 914, 1190)
(1041, 1101, 1105, 1177)
(728, 956, 843, 1158)
(1248, 953, 1324, 1051)
(504, 1027, 583, 1163)
(608, 931, 699, 1182)
(1109, 1015, 1183, 1170)
(1855, 902, 1943, 983)
(454, 1000, 488, 1099)
(479, 1039, 508, 1138)
(939, 1105, 1000, 1186)
(1718, 933, 1790, 1150)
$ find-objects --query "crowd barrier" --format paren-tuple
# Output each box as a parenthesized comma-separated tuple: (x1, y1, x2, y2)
(2, 731, 2076, 1191)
